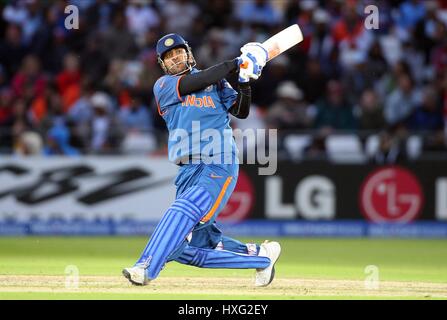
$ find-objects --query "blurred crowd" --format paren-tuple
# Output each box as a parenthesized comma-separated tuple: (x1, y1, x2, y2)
(0, 0, 446, 161)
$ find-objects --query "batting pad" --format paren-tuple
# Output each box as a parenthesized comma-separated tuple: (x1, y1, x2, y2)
(135, 186, 213, 279)
(175, 245, 270, 269)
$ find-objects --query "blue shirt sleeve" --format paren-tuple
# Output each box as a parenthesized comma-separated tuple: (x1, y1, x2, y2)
(153, 75, 184, 116)
(217, 79, 238, 111)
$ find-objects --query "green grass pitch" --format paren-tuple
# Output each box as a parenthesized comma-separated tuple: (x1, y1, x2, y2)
(0, 237, 446, 299)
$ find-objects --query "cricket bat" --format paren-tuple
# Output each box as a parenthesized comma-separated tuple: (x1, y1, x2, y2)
(240, 24, 303, 69)
(262, 24, 303, 62)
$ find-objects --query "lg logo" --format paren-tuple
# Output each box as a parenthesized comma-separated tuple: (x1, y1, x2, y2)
(360, 167, 424, 223)
(266, 176, 335, 220)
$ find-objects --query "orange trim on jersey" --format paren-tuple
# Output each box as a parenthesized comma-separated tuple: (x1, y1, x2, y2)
(176, 75, 185, 102)
(201, 176, 233, 223)
(155, 96, 166, 116)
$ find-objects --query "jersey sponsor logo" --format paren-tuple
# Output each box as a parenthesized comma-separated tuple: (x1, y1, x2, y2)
(181, 95, 216, 109)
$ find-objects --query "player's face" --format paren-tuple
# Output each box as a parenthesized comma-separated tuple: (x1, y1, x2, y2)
(163, 47, 189, 75)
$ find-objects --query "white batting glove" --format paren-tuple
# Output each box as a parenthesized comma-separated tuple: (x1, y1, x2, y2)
(240, 42, 268, 68)
(237, 52, 263, 82)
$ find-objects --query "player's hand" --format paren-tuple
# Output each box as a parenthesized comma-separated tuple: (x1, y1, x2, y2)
(237, 52, 263, 83)
(240, 42, 268, 68)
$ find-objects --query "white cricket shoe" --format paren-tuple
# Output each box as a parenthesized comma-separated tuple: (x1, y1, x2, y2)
(122, 266, 150, 286)
(255, 240, 281, 287)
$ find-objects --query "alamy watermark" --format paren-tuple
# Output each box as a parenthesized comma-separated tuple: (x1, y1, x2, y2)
(364, 265, 380, 290)
(65, 265, 79, 289)
(364, 5, 380, 30)
(169, 121, 277, 175)
(64, 5, 79, 30)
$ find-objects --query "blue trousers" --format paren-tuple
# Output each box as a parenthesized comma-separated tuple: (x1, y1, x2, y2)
(168, 162, 258, 261)
(134, 161, 269, 277)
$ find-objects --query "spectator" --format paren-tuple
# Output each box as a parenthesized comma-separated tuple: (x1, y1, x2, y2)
(3, 1, 28, 27)
(0, 88, 14, 151)
(407, 85, 443, 131)
(56, 52, 82, 112)
(118, 93, 152, 132)
(10, 98, 32, 147)
(160, 0, 199, 37)
(0, 23, 28, 79)
(266, 81, 313, 130)
(307, 8, 334, 71)
(68, 79, 94, 127)
(313, 80, 357, 130)
(101, 10, 138, 60)
(89, 91, 113, 153)
(11, 54, 47, 100)
(202, 0, 233, 30)
(332, 2, 374, 69)
(430, 20, 447, 78)
(397, 0, 427, 32)
(119, 92, 156, 155)
(14, 130, 43, 156)
(85, 0, 116, 32)
(251, 55, 290, 108)
(221, 17, 252, 57)
(364, 41, 389, 83)
(297, 57, 329, 104)
(125, 0, 160, 45)
(357, 89, 386, 131)
(423, 129, 447, 152)
(137, 50, 163, 93)
(375, 60, 412, 101)
(20, 1, 43, 45)
(384, 73, 420, 125)
(29, 81, 63, 129)
(234, 0, 282, 27)
(43, 123, 80, 156)
(343, 40, 389, 102)
(302, 128, 330, 161)
(0, 88, 13, 127)
(294, 0, 319, 54)
(80, 34, 109, 85)
(371, 130, 407, 164)
(196, 28, 232, 68)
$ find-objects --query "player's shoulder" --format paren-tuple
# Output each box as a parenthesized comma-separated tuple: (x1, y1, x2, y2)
(154, 75, 170, 89)
(154, 74, 179, 92)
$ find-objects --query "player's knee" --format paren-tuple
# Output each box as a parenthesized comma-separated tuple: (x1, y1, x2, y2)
(174, 186, 213, 221)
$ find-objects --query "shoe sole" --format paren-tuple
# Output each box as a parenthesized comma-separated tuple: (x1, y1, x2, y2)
(122, 268, 144, 286)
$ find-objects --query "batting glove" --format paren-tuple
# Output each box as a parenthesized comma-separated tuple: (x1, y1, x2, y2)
(240, 42, 268, 68)
(237, 52, 263, 83)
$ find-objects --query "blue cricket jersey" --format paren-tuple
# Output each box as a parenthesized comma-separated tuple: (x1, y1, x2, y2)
(153, 68, 239, 165)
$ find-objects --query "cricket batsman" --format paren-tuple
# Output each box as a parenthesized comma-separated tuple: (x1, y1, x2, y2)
(122, 33, 281, 287)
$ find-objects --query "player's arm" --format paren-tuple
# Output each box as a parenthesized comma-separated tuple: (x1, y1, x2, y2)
(178, 59, 240, 96)
(229, 82, 251, 119)
(178, 43, 267, 96)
